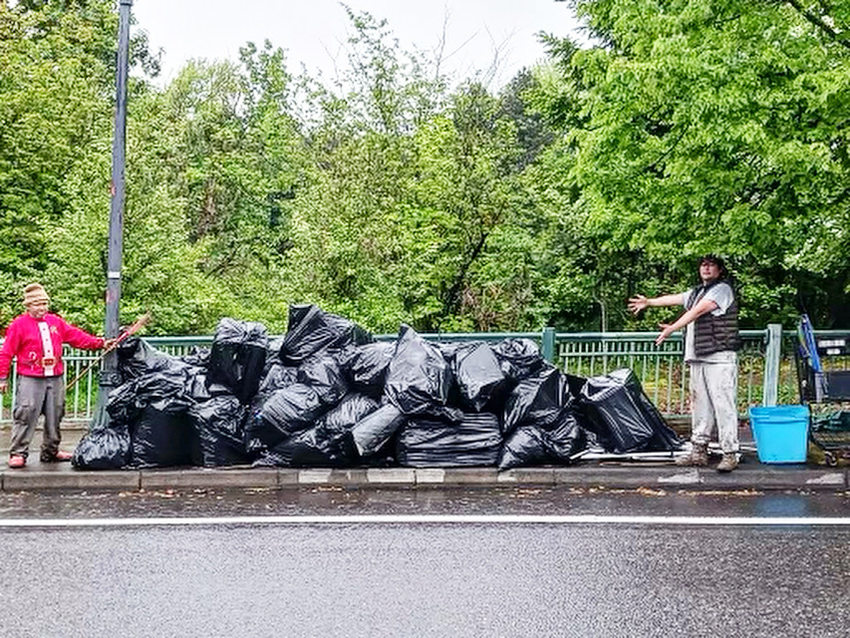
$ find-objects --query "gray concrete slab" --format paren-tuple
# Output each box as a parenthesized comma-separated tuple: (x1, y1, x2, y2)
(0, 463, 845, 492)
(0, 426, 845, 493)
(140, 468, 279, 490)
(497, 468, 556, 485)
(415, 468, 501, 485)
(554, 466, 703, 488)
(3, 469, 140, 491)
(365, 468, 417, 485)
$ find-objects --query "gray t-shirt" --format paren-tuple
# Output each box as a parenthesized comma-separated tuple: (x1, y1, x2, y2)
(680, 282, 737, 364)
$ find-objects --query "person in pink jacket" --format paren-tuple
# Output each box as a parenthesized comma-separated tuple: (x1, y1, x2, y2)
(0, 284, 113, 468)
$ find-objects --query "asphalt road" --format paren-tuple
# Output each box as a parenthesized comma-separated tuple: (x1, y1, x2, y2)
(0, 488, 848, 637)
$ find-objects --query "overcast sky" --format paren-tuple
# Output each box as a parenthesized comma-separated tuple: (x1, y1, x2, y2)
(132, 0, 583, 88)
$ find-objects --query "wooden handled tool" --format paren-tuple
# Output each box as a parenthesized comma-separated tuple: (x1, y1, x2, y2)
(65, 312, 151, 390)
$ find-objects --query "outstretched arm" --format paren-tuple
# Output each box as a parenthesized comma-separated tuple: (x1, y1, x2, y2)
(655, 297, 719, 345)
(59, 319, 105, 350)
(628, 293, 684, 315)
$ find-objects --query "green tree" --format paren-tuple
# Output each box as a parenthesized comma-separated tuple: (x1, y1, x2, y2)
(539, 0, 850, 327)
(0, 1, 115, 323)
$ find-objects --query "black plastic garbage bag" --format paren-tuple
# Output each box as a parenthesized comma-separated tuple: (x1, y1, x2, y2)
(316, 393, 381, 431)
(207, 318, 269, 404)
(384, 325, 452, 415)
(452, 343, 507, 412)
(350, 403, 406, 457)
(396, 412, 502, 467)
(189, 395, 250, 467)
(72, 424, 131, 470)
(268, 428, 357, 467)
(542, 409, 587, 461)
(498, 408, 586, 470)
(266, 427, 354, 468)
(580, 368, 681, 453)
(257, 363, 299, 399)
(250, 383, 326, 446)
(105, 381, 140, 426)
(435, 342, 461, 363)
(130, 406, 201, 468)
(565, 373, 588, 399)
(419, 403, 465, 424)
(492, 338, 546, 381)
(263, 337, 285, 373)
(116, 336, 175, 382)
(187, 370, 211, 403)
(497, 409, 585, 470)
(280, 304, 372, 364)
(297, 355, 349, 405)
(502, 364, 570, 436)
(498, 424, 548, 470)
(179, 346, 211, 368)
(106, 364, 196, 428)
(131, 368, 197, 414)
(338, 341, 395, 395)
(257, 394, 379, 468)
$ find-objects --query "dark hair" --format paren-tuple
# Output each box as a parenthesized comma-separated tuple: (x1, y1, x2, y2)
(698, 254, 728, 280)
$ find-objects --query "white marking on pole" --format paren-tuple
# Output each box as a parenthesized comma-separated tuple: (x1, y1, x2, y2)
(0, 514, 848, 528)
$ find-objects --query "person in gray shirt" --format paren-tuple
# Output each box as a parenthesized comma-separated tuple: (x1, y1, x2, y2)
(628, 255, 741, 472)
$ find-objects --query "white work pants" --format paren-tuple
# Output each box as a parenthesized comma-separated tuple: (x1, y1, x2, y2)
(689, 361, 739, 453)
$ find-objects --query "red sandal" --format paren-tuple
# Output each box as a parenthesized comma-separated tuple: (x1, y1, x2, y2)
(40, 450, 73, 463)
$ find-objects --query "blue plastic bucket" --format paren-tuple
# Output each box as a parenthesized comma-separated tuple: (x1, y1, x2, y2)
(748, 405, 810, 463)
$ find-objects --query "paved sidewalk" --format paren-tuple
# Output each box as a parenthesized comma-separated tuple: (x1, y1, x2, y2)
(0, 427, 845, 493)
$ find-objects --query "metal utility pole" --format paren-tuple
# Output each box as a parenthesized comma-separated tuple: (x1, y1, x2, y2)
(102, 0, 133, 386)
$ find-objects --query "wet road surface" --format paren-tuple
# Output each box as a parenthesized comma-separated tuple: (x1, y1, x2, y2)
(0, 487, 848, 637)
(0, 484, 846, 518)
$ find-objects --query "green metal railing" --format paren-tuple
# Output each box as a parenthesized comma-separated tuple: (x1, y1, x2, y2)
(0, 325, 836, 425)
(555, 330, 770, 417)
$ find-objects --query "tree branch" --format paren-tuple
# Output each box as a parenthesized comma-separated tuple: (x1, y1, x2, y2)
(784, 0, 850, 51)
(644, 122, 691, 175)
(442, 230, 489, 319)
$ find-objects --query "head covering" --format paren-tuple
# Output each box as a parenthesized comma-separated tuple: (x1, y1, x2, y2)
(23, 283, 50, 307)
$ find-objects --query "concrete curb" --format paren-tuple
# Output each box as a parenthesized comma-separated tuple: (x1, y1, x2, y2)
(3, 470, 141, 491)
(140, 468, 279, 490)
(0, 464, 845, 492)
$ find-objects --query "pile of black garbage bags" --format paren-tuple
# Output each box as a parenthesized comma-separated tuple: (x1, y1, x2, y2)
(73, 305, 681, 471)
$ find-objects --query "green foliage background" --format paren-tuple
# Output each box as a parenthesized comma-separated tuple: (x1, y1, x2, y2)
(1, 0, 849, 335)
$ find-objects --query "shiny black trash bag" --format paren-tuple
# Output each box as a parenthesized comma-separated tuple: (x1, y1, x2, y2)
(189, 394, 250, 467)
(502, 364, 571, 436)
(384, 325, 452, 415)
(396, 412, 502, 467)
(337, 342, 395, 396)
(262, 394, 379, 467)
(579, 368, 681, 453)
(206, 318, 269, 404)
(130, 406, 202, 468)
(451, 343, 507, 412)
(280, 304, 372, 364)
(498, 408, 586, 470)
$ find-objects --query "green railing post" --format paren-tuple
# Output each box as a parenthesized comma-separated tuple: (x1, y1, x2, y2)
(542, 326, 556, 363)
(762, 323, 783, 406)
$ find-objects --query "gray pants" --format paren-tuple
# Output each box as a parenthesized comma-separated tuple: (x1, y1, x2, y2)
(690, 361, 739, 453)
(10, 376, 65, 458)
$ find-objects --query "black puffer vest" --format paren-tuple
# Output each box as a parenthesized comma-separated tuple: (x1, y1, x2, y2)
(685, 280, 742, 357)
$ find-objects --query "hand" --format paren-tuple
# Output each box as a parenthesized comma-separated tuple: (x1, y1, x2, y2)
(102, 338, 118, 351)
(0, 379, 7, 394)
(655, 323, 674, 346)
(627, 295, 649, 315)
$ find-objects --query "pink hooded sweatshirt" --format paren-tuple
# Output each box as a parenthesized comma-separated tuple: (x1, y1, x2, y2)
(0, 313, 103, 379)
